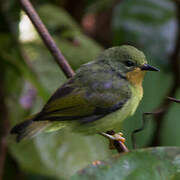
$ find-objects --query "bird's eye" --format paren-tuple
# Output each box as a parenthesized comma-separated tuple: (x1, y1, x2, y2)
(125, 60, 135, 67)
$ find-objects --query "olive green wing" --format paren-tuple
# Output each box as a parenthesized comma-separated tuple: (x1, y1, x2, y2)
(34, 79, 95, 121)
(34, 79, 130, 123)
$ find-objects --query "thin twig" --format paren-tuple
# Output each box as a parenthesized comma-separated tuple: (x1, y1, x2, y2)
(131, 112, 162, 149)
(167, 97, 180, 103)
(19, 0, 75, 78)
(132, 113, 152, 149)
(150, 1, 180, 146)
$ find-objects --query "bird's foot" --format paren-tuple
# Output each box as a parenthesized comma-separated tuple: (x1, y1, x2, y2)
(109, 132, 125, 149)
(100, 131, 126, 149)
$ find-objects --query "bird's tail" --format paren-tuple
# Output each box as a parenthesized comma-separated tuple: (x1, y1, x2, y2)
(10, 115, 50, 142)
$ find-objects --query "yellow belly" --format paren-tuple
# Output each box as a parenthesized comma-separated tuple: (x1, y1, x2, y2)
(72, 84, 143, 134)
(45, 84, 143, 135)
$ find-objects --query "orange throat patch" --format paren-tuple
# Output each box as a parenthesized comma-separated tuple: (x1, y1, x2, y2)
(126, 67, 145, 88)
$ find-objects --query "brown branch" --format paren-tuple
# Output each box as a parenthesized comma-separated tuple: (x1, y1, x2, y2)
(150, 1, 180, 146)
(167, 97, 180, 103)
(113, 141, 129, 153)
(19, 0, 75, 78)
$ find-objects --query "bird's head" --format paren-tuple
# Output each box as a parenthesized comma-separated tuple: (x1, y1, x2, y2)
(98, 45, 159, 86)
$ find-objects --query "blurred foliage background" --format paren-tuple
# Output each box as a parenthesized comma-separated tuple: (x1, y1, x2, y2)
(0, 0, 180, 179)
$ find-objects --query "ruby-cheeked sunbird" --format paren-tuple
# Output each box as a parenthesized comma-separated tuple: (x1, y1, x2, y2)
(11, 45, 159, 143)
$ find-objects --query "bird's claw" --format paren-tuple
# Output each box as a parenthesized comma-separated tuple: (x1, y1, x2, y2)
(108, 132, 126, 149)
(113, 132, 126, 143)
(100, 132, 126, 149)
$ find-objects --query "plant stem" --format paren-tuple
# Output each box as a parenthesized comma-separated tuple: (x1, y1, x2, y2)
(19, 0, 75, 78)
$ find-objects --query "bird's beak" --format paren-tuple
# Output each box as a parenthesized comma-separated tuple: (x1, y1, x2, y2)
(141, 64, 160, 71)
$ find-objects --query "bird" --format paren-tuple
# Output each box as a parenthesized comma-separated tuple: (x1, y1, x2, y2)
(10, 45, 159, 143)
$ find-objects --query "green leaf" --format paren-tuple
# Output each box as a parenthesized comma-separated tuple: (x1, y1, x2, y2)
(9, 131, 110, 179)
(71, 147, 180, 180)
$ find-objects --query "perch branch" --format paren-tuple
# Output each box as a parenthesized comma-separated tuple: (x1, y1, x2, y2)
(19, 0, 75, 78)
(113, 141, 129, 153)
